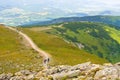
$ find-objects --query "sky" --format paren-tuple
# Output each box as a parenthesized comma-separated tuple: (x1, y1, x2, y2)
(0, 0, 120, 15)
(0, 0, 120, 26)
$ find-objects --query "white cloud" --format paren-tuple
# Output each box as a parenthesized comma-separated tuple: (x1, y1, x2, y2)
(37, 12, 49, 16)
(62, 9, 73, 13)
(0, 0, 120, 26)
(1, 0, 120, 15)
(0, 8, 25, 15)
(96, 0, 120, 5)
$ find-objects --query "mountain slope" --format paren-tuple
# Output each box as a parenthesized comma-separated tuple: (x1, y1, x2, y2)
(0, 25, 42, 73)
(21, 26, 108, 65)
(49, 22, 120, 63)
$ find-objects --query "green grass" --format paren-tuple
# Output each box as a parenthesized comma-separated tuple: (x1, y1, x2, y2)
(22, 27, 108, 66)
(0, 25, 42, 74)
(51, 22, 120, 63)
(104, 26, 120, 44)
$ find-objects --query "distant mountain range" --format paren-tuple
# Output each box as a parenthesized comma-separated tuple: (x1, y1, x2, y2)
(0, 7, 89, 26)
(0, 7, 120, 26)
(23, 16, 120, 28)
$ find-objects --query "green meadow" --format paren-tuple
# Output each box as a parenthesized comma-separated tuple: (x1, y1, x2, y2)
(22, 27, 107, 66)
(0, 25, 42, 73)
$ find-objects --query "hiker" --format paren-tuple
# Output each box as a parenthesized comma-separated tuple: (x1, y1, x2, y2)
(43, 58, 50, 64)
(47, 58, 50, 63)
(43, 59, 47, 64)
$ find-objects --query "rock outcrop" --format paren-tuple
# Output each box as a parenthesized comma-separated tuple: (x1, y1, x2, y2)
(0, 62, 120, 80)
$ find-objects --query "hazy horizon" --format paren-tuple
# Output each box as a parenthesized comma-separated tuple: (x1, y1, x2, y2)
(0, 0, 120, 26)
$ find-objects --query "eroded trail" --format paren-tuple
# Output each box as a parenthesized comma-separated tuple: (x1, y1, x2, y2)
(5, 26, 51, 65)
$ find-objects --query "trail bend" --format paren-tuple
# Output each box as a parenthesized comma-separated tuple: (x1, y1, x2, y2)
(5, 26, 51, 65)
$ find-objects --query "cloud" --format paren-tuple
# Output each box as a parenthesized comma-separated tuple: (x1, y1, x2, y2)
(0, 0, 120, 26)
(1, 0, 120, 16)
(37, 12, 49, 16)
(1, 0, 120, 13)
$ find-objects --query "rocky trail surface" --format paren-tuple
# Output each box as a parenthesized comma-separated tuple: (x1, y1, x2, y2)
(0, 62, 120, 80)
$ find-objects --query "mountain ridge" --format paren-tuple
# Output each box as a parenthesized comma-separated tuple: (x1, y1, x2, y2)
(47, 22, 120, 63)
(22, 15, 120, 28)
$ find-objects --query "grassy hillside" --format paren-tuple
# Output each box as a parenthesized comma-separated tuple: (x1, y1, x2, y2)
(51, 22, 120, 63)
(105, 27, 120, 44)
(22, 27, 108, 66)
(0, 25, 42, 73)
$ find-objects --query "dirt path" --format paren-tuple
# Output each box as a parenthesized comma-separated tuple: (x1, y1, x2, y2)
(5, 26, 51, 65)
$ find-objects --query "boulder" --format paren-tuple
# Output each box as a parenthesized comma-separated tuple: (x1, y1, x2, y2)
(10, 76, 25, 80)
(70, 62, 91, 71)
(39, 77, 52, 80)
(103, 63, 113, 67)
(56, 65, 71, 73)
(25, 74, 35, 80)
(85, 64, 101, 75)
(94, 67, 119, 80)
(44, 67, 59, 75)
(15, 70, 32, 76)
(114, 62, 120, 79)
(0, 73, 13, 80)
(42, 65, 71, 75)
(35, 71, 44, 79)
(52, 70, 80, 80)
